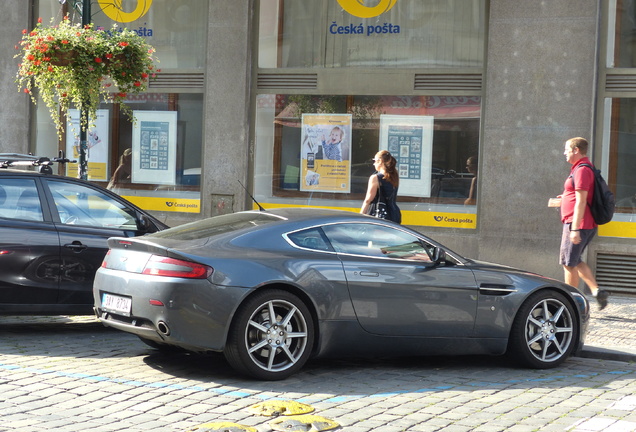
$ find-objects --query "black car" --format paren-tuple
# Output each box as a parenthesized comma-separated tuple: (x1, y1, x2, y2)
(0, 154, 168, 315)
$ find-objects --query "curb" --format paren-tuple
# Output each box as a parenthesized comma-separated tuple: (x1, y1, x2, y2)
(576, 345, 636, 363)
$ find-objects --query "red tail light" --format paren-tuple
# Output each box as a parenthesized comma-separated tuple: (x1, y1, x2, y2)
(142, 255, 213, 279)
(101, 250, 111, 268)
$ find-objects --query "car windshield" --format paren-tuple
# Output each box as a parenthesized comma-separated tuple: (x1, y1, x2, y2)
(149, 211, 282, 240)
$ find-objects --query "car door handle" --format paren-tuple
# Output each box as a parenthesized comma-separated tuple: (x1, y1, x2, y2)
(359, 271, 379, 277)
(64, 241, 88, 252)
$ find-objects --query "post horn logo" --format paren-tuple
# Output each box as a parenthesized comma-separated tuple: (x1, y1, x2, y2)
(336, 0, 398, 18)
(97, 0, 153, 23)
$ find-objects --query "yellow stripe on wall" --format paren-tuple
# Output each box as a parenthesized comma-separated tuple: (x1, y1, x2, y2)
(255, 203, 477, 229)
(598, 220, 636, 238)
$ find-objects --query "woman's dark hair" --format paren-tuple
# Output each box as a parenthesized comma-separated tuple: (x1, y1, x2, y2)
(376, 150, 399, 187)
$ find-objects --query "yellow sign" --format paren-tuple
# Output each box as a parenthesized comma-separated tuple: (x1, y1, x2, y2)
(338, 0, 397, 18)
(599, 220, 636, 238)
(97, 0, 153, 23)
(255, 203, 477, 229)
(122, 195, 200, 213)
(336, 0, 398, 18)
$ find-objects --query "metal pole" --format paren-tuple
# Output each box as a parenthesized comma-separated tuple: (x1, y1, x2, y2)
(78, 0, 91, 180)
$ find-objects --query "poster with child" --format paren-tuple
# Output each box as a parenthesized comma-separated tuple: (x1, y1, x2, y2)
(300, 114, 352, 193)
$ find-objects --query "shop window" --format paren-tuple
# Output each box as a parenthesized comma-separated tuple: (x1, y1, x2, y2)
(604, 98, 636, 214)
(254, 94, 480, 211)
(259, 0, 486, 68)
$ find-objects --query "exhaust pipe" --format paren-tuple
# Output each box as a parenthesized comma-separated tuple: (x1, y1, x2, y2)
(157, 321, 170, 336)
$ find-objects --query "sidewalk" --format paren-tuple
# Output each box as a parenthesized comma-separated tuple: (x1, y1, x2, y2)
(578, 294, 636, 362)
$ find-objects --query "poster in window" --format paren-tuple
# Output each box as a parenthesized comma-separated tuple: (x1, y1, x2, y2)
(300, 113, 352, 193)
(131, 111, 177, 185)
(379, 115, 434, 198)
(65, 109, 109, 180)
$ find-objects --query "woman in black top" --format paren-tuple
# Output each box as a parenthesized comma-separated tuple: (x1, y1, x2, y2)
(360, 150, 401, 224)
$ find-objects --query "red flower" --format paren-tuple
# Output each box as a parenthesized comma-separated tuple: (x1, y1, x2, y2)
(118, 42, 129, 47)
(134, 81, 141, 87)
(105, 53, 113, 59)
(95, 57, 102, 63)
(22, 29, 27, 35)
(141, 72, 148, 78)
(61, 40, 69, 44)
(37, 17, 42, 23)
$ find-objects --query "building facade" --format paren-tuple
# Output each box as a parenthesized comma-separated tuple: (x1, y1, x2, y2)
(1, 0, 635, 293)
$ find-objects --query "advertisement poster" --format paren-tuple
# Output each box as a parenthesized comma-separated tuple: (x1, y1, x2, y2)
(65, 109, 109, 180)
(131, 111, 177, 185)
(300, 113, 352, 193)
(379, 115, 434, 197)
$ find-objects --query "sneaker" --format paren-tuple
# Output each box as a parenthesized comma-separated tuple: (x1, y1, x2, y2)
(596, 289, 609, 311)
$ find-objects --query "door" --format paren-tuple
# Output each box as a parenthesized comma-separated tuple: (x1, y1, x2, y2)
(44, 179, 143, 306)
(321, 222, 478, 337)
(0, 177, 60, 306)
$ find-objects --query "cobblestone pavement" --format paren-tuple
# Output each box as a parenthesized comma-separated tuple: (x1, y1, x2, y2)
(580, 295, 636, 361)
(0, 297, 633, 432)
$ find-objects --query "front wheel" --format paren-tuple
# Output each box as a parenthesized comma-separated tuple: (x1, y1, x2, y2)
(508, 290, 579, 368)
(224, 289, 314, 380)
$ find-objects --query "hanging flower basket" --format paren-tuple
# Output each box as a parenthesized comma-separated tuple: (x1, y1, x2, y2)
(15, 17, 160, 138)
(49, 50, 78, 66)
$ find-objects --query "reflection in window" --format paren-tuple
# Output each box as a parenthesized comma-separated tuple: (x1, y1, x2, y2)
(109, 93, 203, 192)
(254, 94, 480, 206)
(48, 180, 137, 229)
(286, 227, 333, 251)
(605, 99, 636, 214)
(0, 179, 43, 222)
(611, 0, 636, 68)
(259, 0, 486, 68)
(322, 223, 431, 260)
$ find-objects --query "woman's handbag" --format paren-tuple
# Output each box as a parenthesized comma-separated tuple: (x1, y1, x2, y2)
(373, 174, 389, 219)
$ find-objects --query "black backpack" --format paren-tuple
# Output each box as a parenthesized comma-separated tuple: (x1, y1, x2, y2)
(570, 163, 615, 225)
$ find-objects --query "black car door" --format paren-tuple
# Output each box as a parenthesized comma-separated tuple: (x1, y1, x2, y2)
(43, 178, 147, 306)
(0, 177, 60, 308)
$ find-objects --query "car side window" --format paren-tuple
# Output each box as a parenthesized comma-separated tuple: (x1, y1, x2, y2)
(322, 223, 433, 261)
(286, 227, 334, 252)
(46, 180, 138, 230)
(0, 179, 44, 222)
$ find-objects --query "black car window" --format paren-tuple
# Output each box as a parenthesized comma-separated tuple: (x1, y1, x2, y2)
(322, 223, 433, 261)
(46, 180, 138, 229)
(286, 227, 334, 252)
(0, 178, 43, 221)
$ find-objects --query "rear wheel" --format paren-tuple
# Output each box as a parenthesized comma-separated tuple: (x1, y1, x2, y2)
(508, 290, 579, 368)
(224, 289, 314, 380)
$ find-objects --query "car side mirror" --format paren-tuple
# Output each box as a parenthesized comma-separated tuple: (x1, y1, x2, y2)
(431, 247, 446, 265)
(137, 213, 151, 232)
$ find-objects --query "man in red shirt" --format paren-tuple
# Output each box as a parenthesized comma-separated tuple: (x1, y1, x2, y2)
(559, 137, 609, 310)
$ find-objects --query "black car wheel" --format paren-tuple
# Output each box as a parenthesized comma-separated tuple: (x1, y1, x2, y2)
(224, 289, 314, 380)
(508, 290, 578, 368)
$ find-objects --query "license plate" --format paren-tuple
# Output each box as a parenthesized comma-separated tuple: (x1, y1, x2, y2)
(102, 293, 132, 316)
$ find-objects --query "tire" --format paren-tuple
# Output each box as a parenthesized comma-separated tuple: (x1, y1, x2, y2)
(508, 290, 579, 368)
(224, 289, 314, 380)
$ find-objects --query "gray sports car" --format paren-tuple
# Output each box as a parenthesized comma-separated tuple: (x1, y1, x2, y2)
(93, 208, 589, 380)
